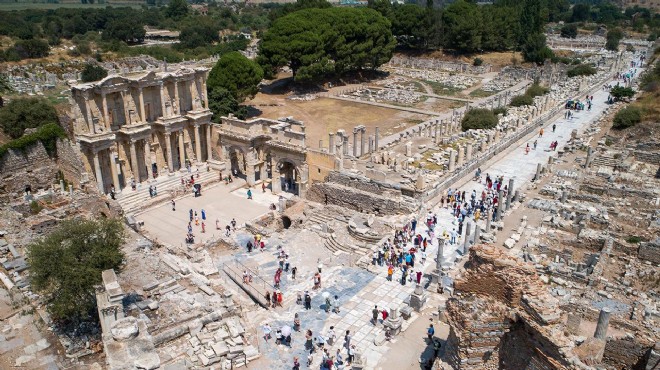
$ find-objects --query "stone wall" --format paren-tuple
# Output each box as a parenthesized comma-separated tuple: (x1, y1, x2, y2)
(0, 141, 56, 200)
(306, 149, 338, 184)
(0, 138, 87, 201)
(602, 337, 652, 370)
(306, 172, 418, 215)
(638, 239, 660, 264)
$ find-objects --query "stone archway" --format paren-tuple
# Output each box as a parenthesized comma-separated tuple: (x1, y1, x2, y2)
(275, 159, 299, 195)
(227, 146, 247, 180)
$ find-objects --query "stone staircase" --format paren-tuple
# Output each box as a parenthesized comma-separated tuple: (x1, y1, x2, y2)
(116, 165, 220, 215)
(591, 155, 621, 168)
(308, 212, 335, 226)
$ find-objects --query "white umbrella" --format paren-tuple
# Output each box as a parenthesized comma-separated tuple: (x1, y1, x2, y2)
(321, 291, 331, 299)
(281, 325, 292, 337)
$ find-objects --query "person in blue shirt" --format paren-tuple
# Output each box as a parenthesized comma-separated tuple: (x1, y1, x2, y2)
(427, 324, 435, 343)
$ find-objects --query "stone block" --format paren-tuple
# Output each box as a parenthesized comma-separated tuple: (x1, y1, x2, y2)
(503, 238, 516, 249)
(211, 342, 230, 357)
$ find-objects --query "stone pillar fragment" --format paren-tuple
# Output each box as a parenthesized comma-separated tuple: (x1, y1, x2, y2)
(497, 190, 504, 221)
(194, 125, 202, 163)
(448, 150, 455, 171)
(594, 307, 612, 340)
(329, 133, 335, 154)
(129, 140, 139, 181)
(506, 179, 514, 210)
(178, 130, 185, 170)
(374, 127, 379, 151)
(353, 130, 358, 157)
(164, 132, 174, 173)
(93, 151, 104, 192)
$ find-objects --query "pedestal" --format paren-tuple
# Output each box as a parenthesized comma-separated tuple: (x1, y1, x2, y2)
(410, 284, 427, 312)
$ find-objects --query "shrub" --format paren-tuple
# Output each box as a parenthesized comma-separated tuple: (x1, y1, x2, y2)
(610, 86, 635, 101)
(473, 57, 483, 66)
(525, 83, 549, 98)
(560, 24, 578, 39)
(0, 97, 59, 139)
(612, 106, 641, 130)
(492, 107, 507, 116)
(626, 236, 642, 244)
(510, 94, 534, 107)
(29, 200, 43, 215)
(0, 123, 66, 158)
(461, 108, 498, 131)
(81, 64, 108, 83)
(567, 64, 597, 77)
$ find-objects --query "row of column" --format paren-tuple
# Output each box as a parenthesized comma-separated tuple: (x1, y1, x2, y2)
(83, 77, 208, 135)
(163, 123, 213, 172)
(326, 126, 381, 158)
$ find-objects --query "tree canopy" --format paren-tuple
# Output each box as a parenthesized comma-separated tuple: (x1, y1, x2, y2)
(0, 97, 59, 139)
(258, 7, 395, 82)
(461, 108, 499, 131)
(442, 0, 482, 53)
(208, 51, 263, 103)
(81, 64, 108, 83)
(27, 218, 125, 323)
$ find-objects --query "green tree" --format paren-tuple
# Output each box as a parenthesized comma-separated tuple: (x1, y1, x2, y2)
(208, 52, 263, 103)
(178, 19, 220, 49)
(606, 28, 623, 52)
(442, 0, 481, 53)
(27, 218, 125, 323)
(0, 97, 59, 139)
(208, 87, 247, 121)
(610, 86, 635, 101)
(560, 23, 578, 39)
(13, 39, 50, 59)
(570, 3, 590, 22)
(510, 94, 534, 107)
(567, 64, 596, 77)
(461, 108, 499, 131)
(481, 5, 518, 51)
(389, 4, 429, 49)
(612, 106, 641, 129)
(0, 74, 13, 107)
(80, 64, 108, 83)
(519, 0, 543, 47)
(522, 33, 553, 65)
(102, 18, 145, 44)
(165, 0, 190, 21)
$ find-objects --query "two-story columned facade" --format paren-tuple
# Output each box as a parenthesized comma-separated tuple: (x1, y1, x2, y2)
(70, 67, 213, 193)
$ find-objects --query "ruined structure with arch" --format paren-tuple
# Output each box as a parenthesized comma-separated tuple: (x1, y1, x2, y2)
(214, 116, 309, 197)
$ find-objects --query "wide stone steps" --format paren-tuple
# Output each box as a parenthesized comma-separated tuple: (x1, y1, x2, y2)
(591, 156, 621, 168)
(308, 212, 335, 225)
(117, 167, 219, 215)
(323, 234, 371, 256)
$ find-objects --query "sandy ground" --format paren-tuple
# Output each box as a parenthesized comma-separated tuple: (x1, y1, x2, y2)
(247, 93, 430, 147)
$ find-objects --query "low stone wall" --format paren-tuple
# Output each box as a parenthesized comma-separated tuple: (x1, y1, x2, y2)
(306, 172, 418, 215)
(603, 337, 652, 370)
(638, 239, 660, 264)
(0, 138, 85, 201)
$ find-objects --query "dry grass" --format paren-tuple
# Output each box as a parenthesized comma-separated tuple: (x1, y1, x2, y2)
(247, 93, 431, 146)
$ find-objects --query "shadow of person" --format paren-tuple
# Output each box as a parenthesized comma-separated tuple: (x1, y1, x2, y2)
(419, 337, 446, 370)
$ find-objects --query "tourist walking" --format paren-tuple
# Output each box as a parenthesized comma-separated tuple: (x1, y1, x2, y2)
(171, 200, 175, 211)
(372, 305, 379, 325)
(427, 324, 435, 343)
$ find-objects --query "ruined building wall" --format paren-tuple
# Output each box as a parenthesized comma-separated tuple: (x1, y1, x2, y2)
(0, 138, 87, 201)
(0, 141, 56, 200)
(306, 171, 418, 215)
(602, 337, 652, 370)
(306, 149, 338, 184)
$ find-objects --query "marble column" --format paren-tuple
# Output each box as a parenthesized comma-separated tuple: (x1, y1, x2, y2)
(497, 190, 504, 221)
(506, 179, 514, 210)
(448, 150, 456, 171)
(143, 140, 152, 180)
(206, 124, 212, 161)
(164, 132, 174, 172)
(101, 92, 109, 128)
(83, 92, 94, 134)
(352, 130, 358, 157)
(473, 224, 480, 245)
(159, 83, 167, 118)
(194, 125, 202, 163)
(121, 91, 131, 125)
(202, 79, 209, 109)
(457, 146, 464, 166)
(178, 130, 186, 169)
(463, 221, 471, 254)
(173, 80, 180, 115)
(93, 150, 104, 192)
(594, 307, 612, 340)
(129, 140, 139, 181)
(486, 208, 492, 231)
(535, 163, 542, 181)
(466, 144, 472, 161)
(328, 133, 335, 154)
(138, 87, 146, 122)
(374, 127, 380, 151)
(109, 150, 121, 191)
(360, 129, 366, 156)
(343, 136, 349, 156)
